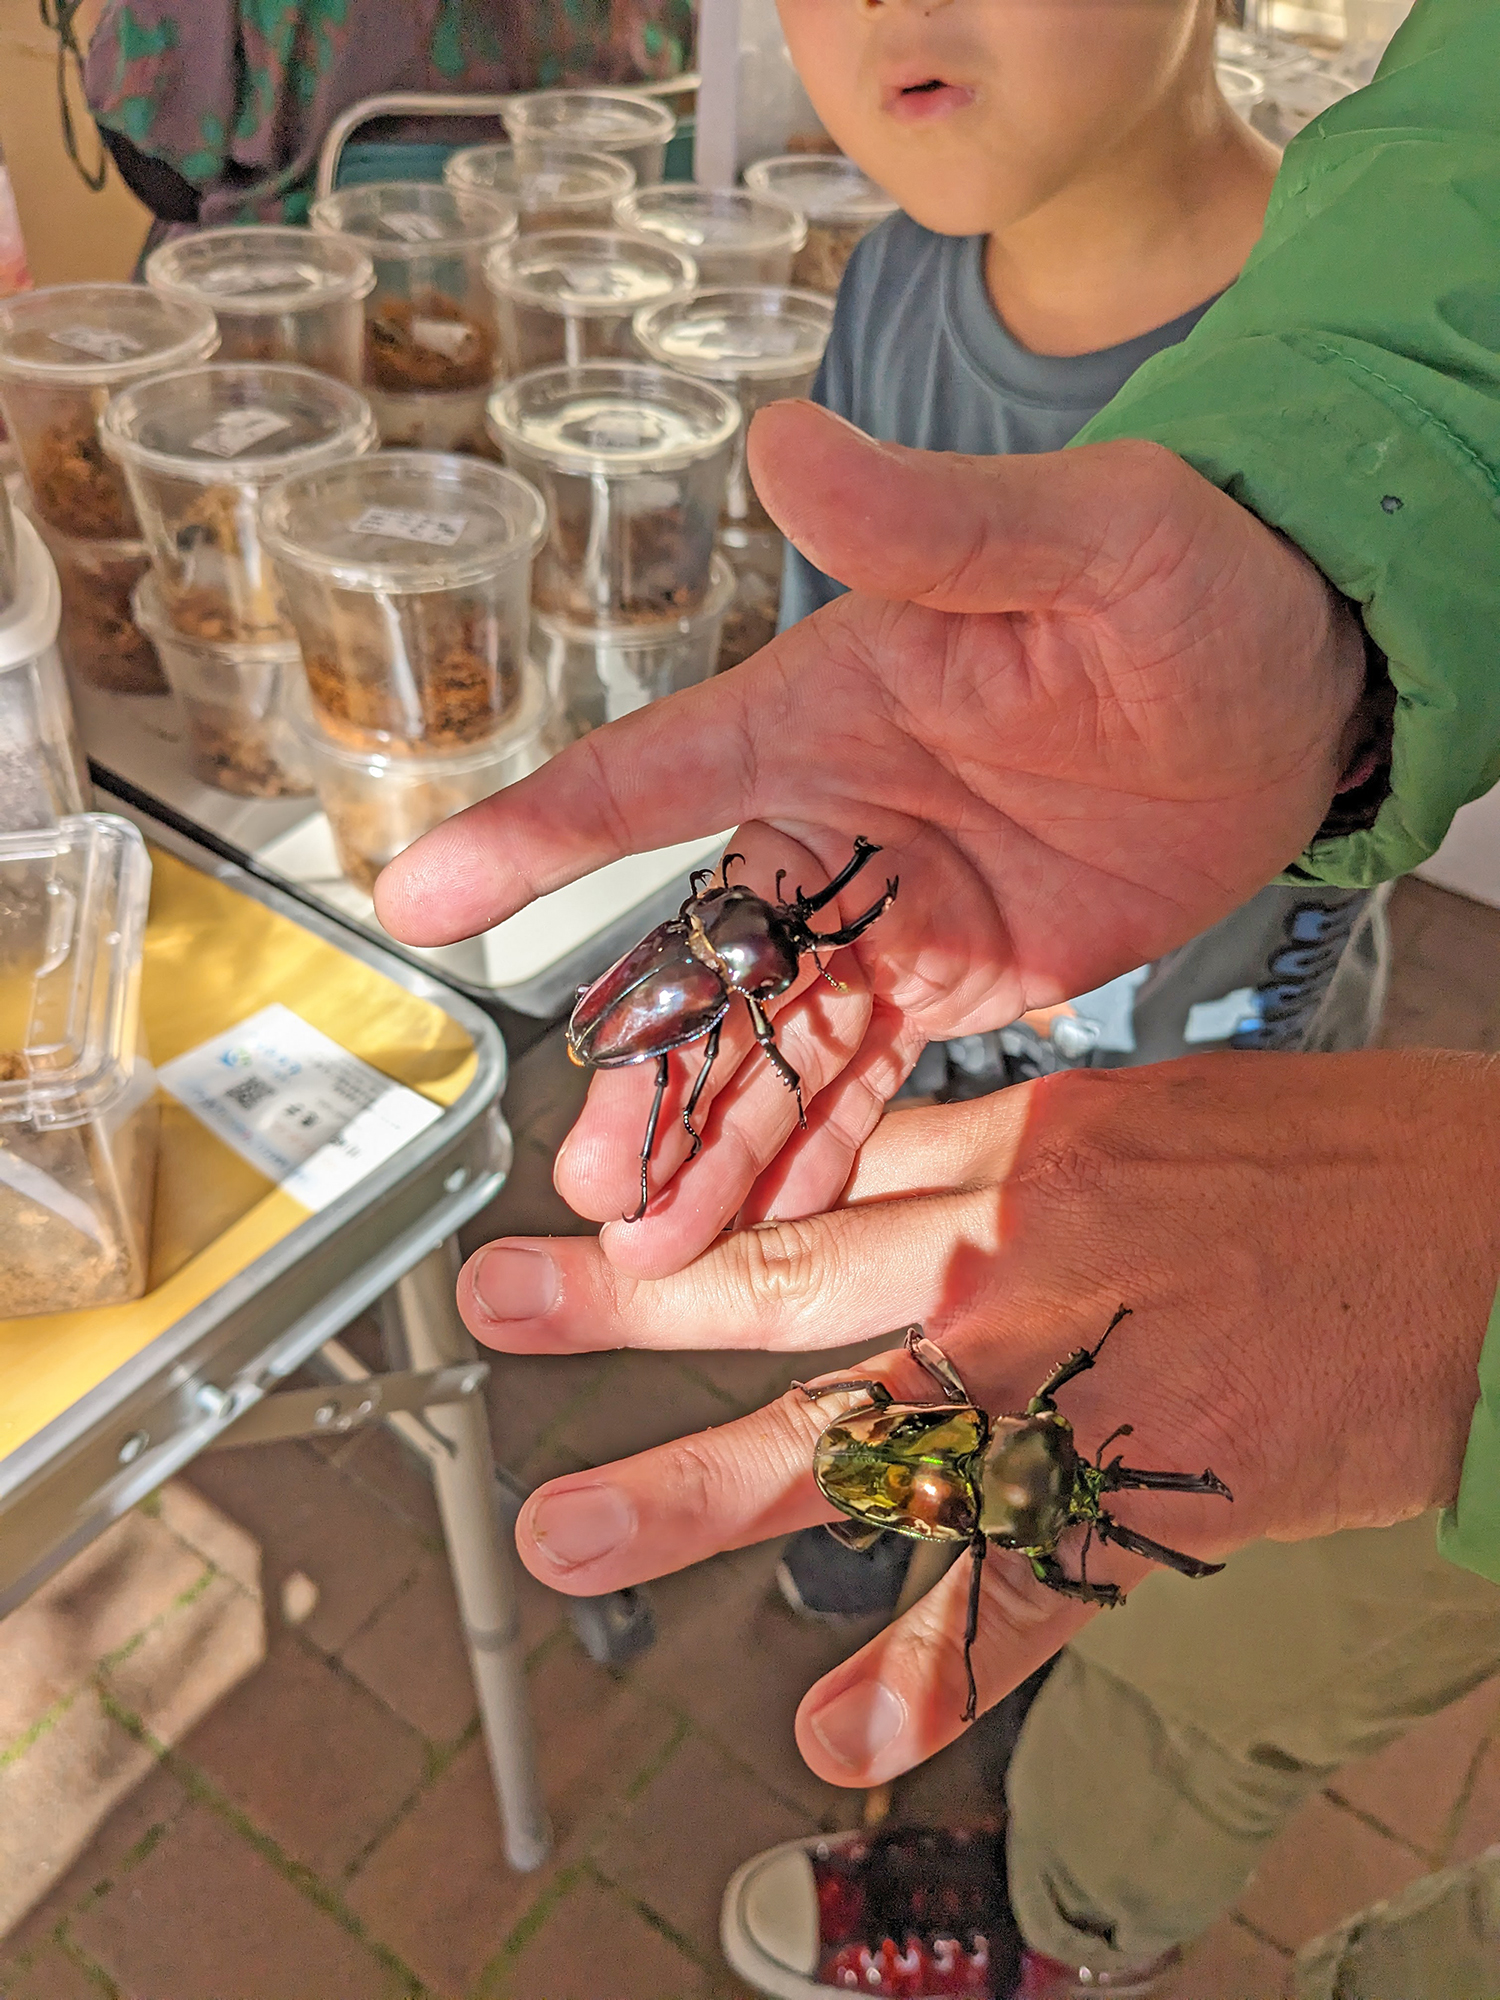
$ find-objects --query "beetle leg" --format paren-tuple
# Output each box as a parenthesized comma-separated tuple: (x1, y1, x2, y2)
(806, 877, 900, 948)
(742, 995, 805, 1126)
(792, 1376, 894, 1410)
(790, 835, 879, 916)
(1026, 1305, 1132, 1415)
(1094, 1513, 1226, 1580)
(809, 945, 850, 995)
(1101, 1461, 1233, 1501)
(961, 1533, 987, 1723)
(1028, 1552, 1124, 1609)
(904, 1327, 973, 1405)
(681, 1020, 723, 1157)
(824, 1518, 885, 1552)
(625, 1053, 672, 1224)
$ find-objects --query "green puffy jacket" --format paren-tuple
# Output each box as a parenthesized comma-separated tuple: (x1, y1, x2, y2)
(1078, 0, 1500, 1588)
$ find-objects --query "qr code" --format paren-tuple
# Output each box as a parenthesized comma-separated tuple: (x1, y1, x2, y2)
(222, 1073, 276, 1114)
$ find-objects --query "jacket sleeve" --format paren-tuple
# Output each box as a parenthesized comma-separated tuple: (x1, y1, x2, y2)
(1075, 0, 1500, 891)
(1438, 1284, 1500, 1586)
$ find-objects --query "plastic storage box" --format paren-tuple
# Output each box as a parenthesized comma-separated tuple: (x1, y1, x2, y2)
(100, 362, 377, 645)
(144, 226, 376, 384)
(308, 182, 518, 452)
(259, 450, 547, 751)
(0, 284, 219, 542)
(534, 552, 735, 732)
(0, 507, 88, 829)
(131, 572, 312, 799)
(485, 230, 697, 375)
(445, 144, 636, 234)
(486, 361, 739, 623)
(742, 155, 898, 294)
(613, 187, 806, 288)
(501, 89, 676, 188)
(0, 812, 159, 1315)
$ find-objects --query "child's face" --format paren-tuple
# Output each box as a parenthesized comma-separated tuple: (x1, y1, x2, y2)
(776, 0, 1214, 237)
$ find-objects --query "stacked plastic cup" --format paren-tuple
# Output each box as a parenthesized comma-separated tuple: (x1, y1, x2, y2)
(445, 143, 636, 234)
(485, 229, 697, 375)
(501, 89, 676, 188)
(309, 181, 518, 451)
(145, 225, 376, 384)
(0, 495, 89, 829)
(613, 187, 808, 288)
(487, 360, 740, 731)
(0, 283, 219, 692)
(743, 155, 898, 294)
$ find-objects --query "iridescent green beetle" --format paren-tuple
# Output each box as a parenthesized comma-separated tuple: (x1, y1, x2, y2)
(798, 1309, 1232, 1720)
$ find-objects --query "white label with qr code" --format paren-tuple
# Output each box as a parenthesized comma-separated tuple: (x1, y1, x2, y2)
(351, 505, 468, 548)
(49, 325, 146, 362)
(158, 1002, 443, 1211)
(383, 212, 446, 242)
(190, 408, 293, 457)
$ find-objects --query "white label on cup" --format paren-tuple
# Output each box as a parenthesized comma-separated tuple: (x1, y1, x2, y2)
(49, 325, 146, 362)
(190, 408, 294, 457)
(409, 316, 474, 358)
(382, 212, 447, 242)
(200, 260, 311, 295)
(351, 504, 470, 548)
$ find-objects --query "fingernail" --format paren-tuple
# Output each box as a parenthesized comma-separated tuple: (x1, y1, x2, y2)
(471, 1245, 558, 1320)
(809, 1680, 906, 1772)
(529, 1485, 634, 1570)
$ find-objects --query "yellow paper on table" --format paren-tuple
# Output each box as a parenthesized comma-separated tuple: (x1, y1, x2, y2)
(0, 847, 479, 1459)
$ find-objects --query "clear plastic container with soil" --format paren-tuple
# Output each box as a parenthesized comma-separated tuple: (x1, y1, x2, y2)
(145, 225, 376, 385)
(501, 89, 675, 189)
(289, 661, 556, 893)
(487, 361, 739, 624)
(0, 283, 219, 540)
(484, 230, 696, 375)
(534, 552, 735, 732)
(445, 143, 636, 234)
(633, 286, 833, 527)
(714, 522, 784, 670)
(259, 450, 547, 752)
(613, 187, 807, 288)
(309, 182, 517, 451)
(33, 521, 165, 695)
(100, 362, 377, 644)
(742, 155, 898, 294)
(0, 511, 89, 829)
(0, 812, 158, 1317)
(131, 573, 312, 799)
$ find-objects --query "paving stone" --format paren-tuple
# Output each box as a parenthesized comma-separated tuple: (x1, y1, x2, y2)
(494, 1870, 712, 2000)
(174, 1631, 427, 1879)
(1449, 1734, 1500, 1865)
(323, 1421, 445, 1549)
(552, 1352, 745, 1472)
(1326, 1676, 1500, 1862)
(100, 1574, 265, 1753)
(484, 1348, 610, 1479)
(154, 1481, 263, 1596)
(6, 1947, 108, 2000)
(73, 1804, 408, 2000)
(182, 1441, 427, 1655)
(1235, 1794, 1427, 1953)
(339, 1558, 485, 1746)
(1158, 1916, 1293, 2000)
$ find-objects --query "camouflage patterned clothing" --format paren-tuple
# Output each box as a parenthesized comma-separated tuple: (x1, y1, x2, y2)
(83, 0, 694, 227)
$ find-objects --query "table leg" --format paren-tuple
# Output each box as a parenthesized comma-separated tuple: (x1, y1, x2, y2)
(386, 1239, 552, 1871)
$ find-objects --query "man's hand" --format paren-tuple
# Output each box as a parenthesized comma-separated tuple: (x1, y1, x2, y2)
(376, 406, 1366, 1274)
(453, 1050, 1500, 1786)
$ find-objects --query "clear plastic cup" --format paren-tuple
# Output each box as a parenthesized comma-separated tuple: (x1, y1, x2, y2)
(633, 286, 833, 526)
(144, 225, 376, 385)
(614, 187, 807, 288)
(445, 143, 636, 234)
(259, 450, 547, 751)
(0, 512, 88, 829)
(0, 283, 219, 541)
(31, 519, 165, 694)
(501, 89, 675, 189)
(100, 362, 377, 644)
(486, 361, 740, 624)
(0, 811, 158, 1315)
(742, 155, 898, 294)
(131, 572, 313, 799)
(484, 229, 697, 375)
(714, 522, 784, 670)
(289, 660, 556, 893)
(308, 181, 518, 448)
(1216, 62, 1266, 121)
(534, 551, 734, 732)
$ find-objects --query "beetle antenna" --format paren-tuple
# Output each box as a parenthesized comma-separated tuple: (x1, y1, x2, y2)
(1093, 1423, 1133, 1472)
(774, 869, 787, 902)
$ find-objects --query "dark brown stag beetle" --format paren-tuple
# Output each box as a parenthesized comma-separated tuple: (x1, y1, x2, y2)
(567, 837, 898, 1222)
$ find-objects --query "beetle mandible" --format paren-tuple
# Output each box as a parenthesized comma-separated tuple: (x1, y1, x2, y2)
(797, 1308, 1232, 1721)
(567, 837, 898, 1222)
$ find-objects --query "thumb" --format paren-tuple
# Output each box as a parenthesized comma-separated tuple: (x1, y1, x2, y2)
(747, 400, 1189, 615)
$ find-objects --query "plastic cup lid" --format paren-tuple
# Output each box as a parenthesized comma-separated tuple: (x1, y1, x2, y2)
(633, 287, 834, 381)
(446, 143, 636, 211)
(288, 652, 553, 770)
(259, 449, 548, 593)
(614, 187, 806, 257)
(0, 282, 218, 385)
(0, 516, 62, 673)
(145, 225, 376, 316)
(487, 361, 740, 475)
(743, 155, 898, 224)
(100, 362, 377, 483)
(502, 89, 675, 149)
(1216, 62, 1266, 105)
(484, 229, 696, 315)
(309, 181, 519, 255)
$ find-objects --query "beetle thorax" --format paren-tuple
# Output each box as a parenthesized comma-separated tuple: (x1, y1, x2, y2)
(977, 1415, 1079, 1552)
(686, 885, 801, 999)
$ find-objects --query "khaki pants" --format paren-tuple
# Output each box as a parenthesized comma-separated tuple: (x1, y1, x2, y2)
(1006, 1513, 1500, 1979)
(1294, 1846, 1500, 1998)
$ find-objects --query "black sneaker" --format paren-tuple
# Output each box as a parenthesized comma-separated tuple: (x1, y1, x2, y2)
(777, 1526, 915, 1623)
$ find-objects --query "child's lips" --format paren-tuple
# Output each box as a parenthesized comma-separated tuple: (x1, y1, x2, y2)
(881, 78, 976, 124)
